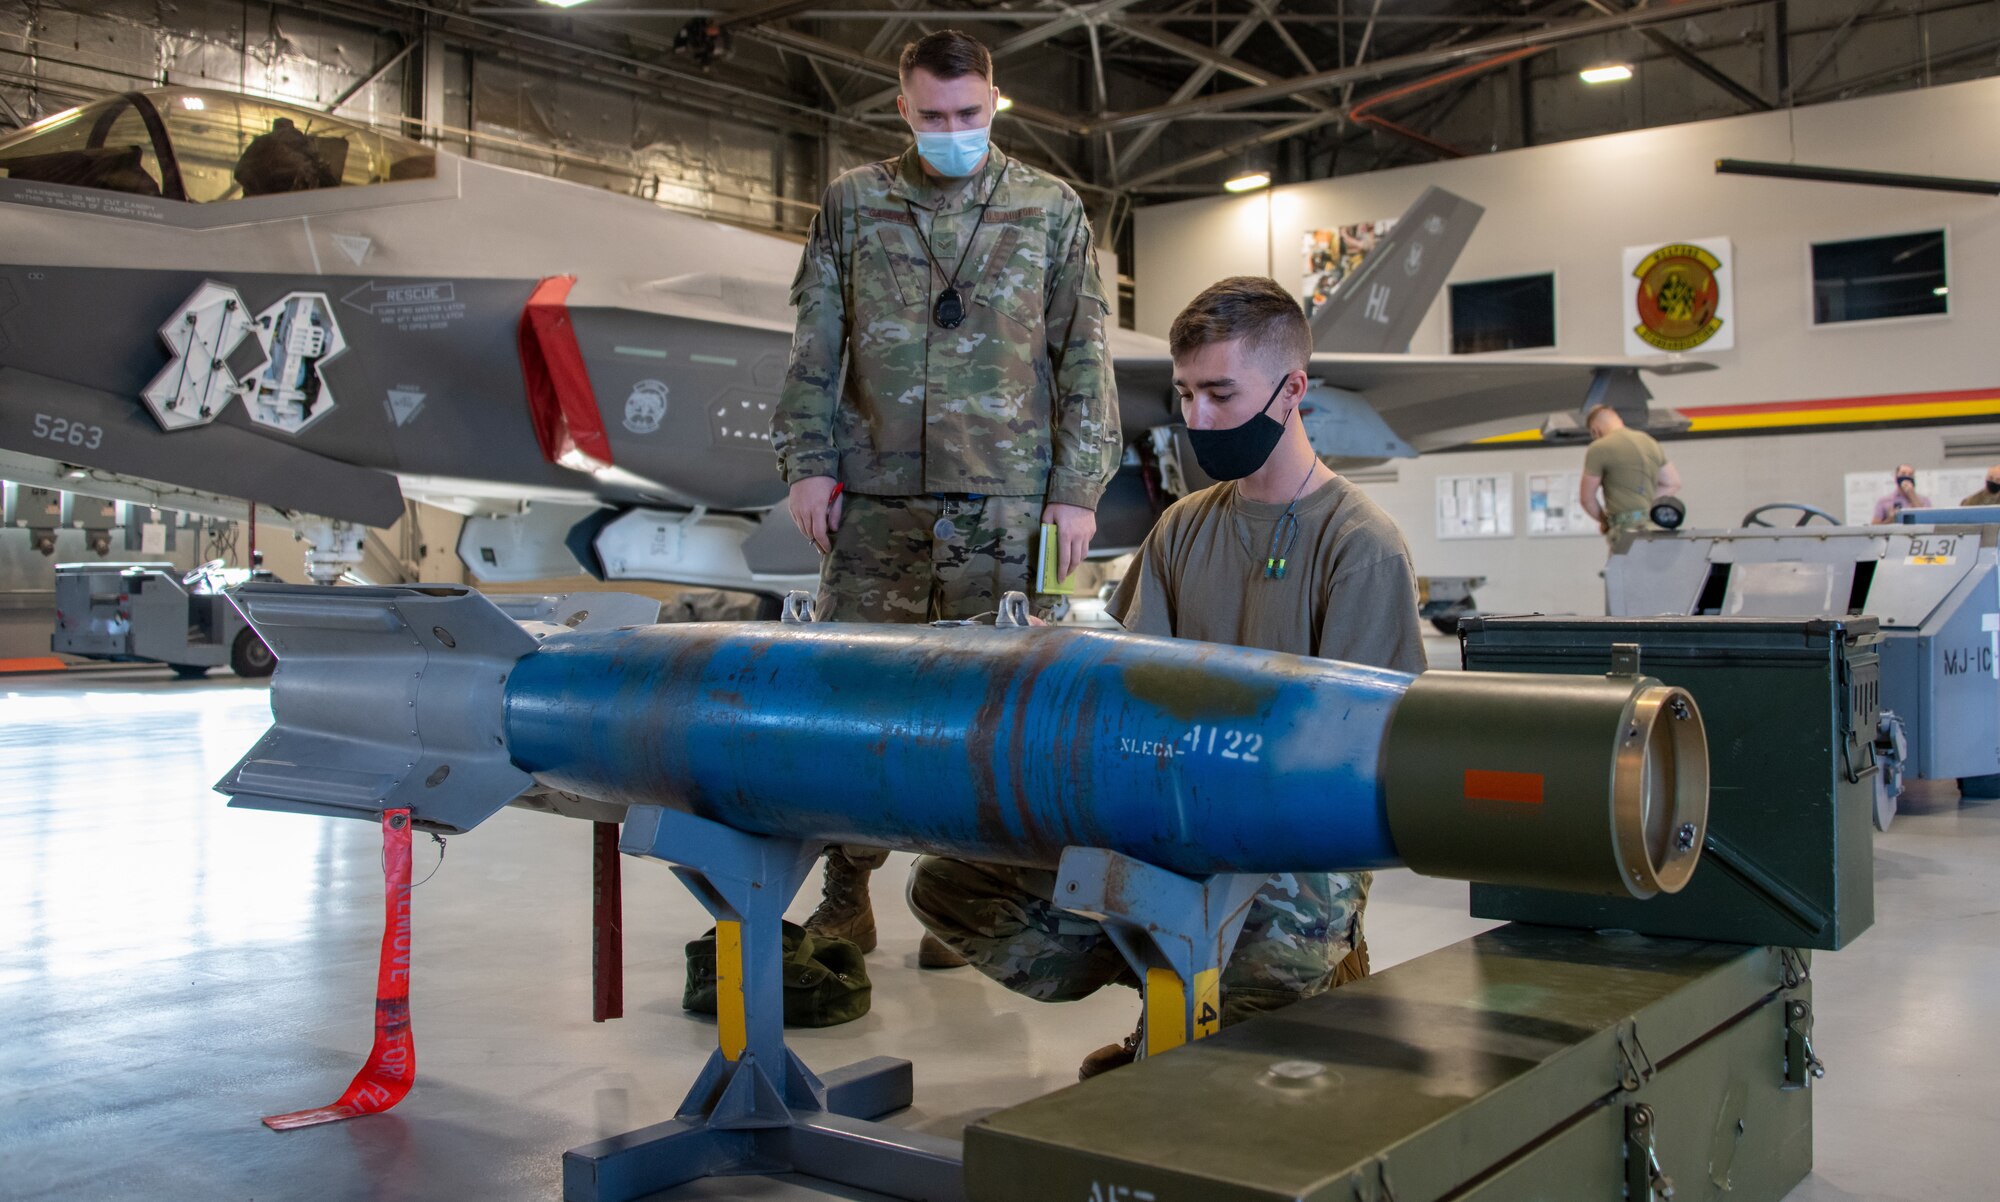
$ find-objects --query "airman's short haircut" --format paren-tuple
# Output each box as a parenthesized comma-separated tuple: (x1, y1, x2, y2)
(1168, 276, 1313, 375)
(900, 30, 993, 84)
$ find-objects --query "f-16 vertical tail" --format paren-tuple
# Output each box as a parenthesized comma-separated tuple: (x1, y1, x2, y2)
(1311, 186, 1484, 354)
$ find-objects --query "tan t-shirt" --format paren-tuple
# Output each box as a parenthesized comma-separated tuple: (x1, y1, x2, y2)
(1583, 427, 1669, 522)
(1107, 475, 1426, 674)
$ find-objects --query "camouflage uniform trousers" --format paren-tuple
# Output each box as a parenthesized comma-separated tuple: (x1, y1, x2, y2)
(1602, 512, 1652, 550)
(908, 857, 1371, 1026)
(816, 491, 1055, 624)
(821, 490, 1052, 871)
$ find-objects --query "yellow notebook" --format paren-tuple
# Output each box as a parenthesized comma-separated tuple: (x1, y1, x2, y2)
(1036, 523, 1076, 594)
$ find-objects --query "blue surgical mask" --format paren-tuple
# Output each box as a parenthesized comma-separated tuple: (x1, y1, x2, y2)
(915, 126, 990, 178)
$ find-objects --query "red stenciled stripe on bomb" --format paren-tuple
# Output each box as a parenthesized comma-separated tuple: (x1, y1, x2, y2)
(1463, 769, 1545, 806)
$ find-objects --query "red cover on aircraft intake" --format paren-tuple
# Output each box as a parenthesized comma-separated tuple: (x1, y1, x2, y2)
(519, 275, 614, 473)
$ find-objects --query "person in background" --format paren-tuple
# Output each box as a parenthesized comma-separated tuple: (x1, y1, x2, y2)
(1958, 465, 2000, 507)
(771, 29, 1119, 968)
(1579, 404, 1680, 544)
(1871, 465, 1932, 523)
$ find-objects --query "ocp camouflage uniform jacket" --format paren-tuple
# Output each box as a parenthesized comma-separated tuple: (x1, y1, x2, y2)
(773, 146, 1120, 509)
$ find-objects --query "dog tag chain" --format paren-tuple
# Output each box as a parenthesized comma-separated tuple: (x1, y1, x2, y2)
(906, 201, 988, 330)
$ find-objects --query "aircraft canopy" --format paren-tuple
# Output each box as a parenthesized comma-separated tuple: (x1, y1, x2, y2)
(0, 87, 436, 203)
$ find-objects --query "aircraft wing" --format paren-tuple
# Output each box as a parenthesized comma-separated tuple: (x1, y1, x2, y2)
(0, 366, 405, 526)
(1307, 352, 1716, 451)
(1111, 348, 1714, 460)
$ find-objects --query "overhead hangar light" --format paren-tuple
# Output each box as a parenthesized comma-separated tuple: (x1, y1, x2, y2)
(1224, 172, 1271, 193)
(536, 0, 593, 7)
(995, 95, 1015, 112)
(1580, 64, 1634, 84)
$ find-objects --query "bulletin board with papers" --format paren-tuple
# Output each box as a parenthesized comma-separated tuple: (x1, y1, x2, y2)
(1527, 471, 1598, 536)
(1437, 474, 1514, 540)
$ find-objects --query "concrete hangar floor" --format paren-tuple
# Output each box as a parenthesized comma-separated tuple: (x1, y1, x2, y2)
(3, 658, 1996, 1202)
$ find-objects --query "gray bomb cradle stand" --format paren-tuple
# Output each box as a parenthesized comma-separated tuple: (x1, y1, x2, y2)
(561, 805, 1262, 1202)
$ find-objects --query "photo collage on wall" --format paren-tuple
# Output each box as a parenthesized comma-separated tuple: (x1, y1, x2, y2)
(1301, 218, 1396, 318)
(1527, 471, 1600, 536)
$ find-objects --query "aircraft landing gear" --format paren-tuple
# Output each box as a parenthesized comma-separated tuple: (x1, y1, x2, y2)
(293, 516, 367, 585)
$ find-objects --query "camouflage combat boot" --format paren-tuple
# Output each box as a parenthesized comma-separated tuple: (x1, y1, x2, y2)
(1078, 1010, 1144, 1080)
(804, 847, 877, 954)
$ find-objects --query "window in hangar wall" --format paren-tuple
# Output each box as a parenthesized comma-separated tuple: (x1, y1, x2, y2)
(1811, 230, 1948, 325)
(1448, 273, 1556, 354)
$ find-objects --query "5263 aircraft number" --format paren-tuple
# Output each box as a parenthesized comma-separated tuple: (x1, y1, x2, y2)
(31, 413, 103, 450)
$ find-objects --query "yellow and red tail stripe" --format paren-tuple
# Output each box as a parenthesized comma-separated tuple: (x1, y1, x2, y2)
(1479, 385, 2000, 444)
(1679, 386, 2000, 433)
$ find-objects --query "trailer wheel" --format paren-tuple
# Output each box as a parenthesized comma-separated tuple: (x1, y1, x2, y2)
(170, 664, 209, 680)
(231, 628, 276, 678)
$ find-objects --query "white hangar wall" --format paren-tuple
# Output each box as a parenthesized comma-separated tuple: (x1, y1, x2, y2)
(1131, 75, 2000, 617)
(1347, 421, 2000, 619)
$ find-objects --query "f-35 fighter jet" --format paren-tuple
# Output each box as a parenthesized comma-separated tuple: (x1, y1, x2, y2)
(0, 87, 1701, 596)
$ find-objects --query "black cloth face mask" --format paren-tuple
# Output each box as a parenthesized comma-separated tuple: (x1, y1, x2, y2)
(1186, 377, 1289, 481)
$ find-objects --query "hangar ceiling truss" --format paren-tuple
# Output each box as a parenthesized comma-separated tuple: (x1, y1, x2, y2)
(429, 0, 1998, 191)
(2, 0, 1996, 234)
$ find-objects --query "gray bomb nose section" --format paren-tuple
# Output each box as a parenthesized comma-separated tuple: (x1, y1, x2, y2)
(215, 582, 538, 831)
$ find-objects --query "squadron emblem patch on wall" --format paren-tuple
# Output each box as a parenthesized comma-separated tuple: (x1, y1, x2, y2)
(1622, 237, 1734, 355)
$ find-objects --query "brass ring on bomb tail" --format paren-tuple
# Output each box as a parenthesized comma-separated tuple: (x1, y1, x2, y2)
(1612, 685, 1709, 897)
(1381, 670, 1712, 900)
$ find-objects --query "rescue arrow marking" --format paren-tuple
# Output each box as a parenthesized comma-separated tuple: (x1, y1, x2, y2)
(340, 280, 457, 314)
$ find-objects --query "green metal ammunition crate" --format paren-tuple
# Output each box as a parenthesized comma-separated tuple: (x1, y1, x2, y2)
(966, 925, 1816, 1202)
(1460, 616, 1878, 951)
